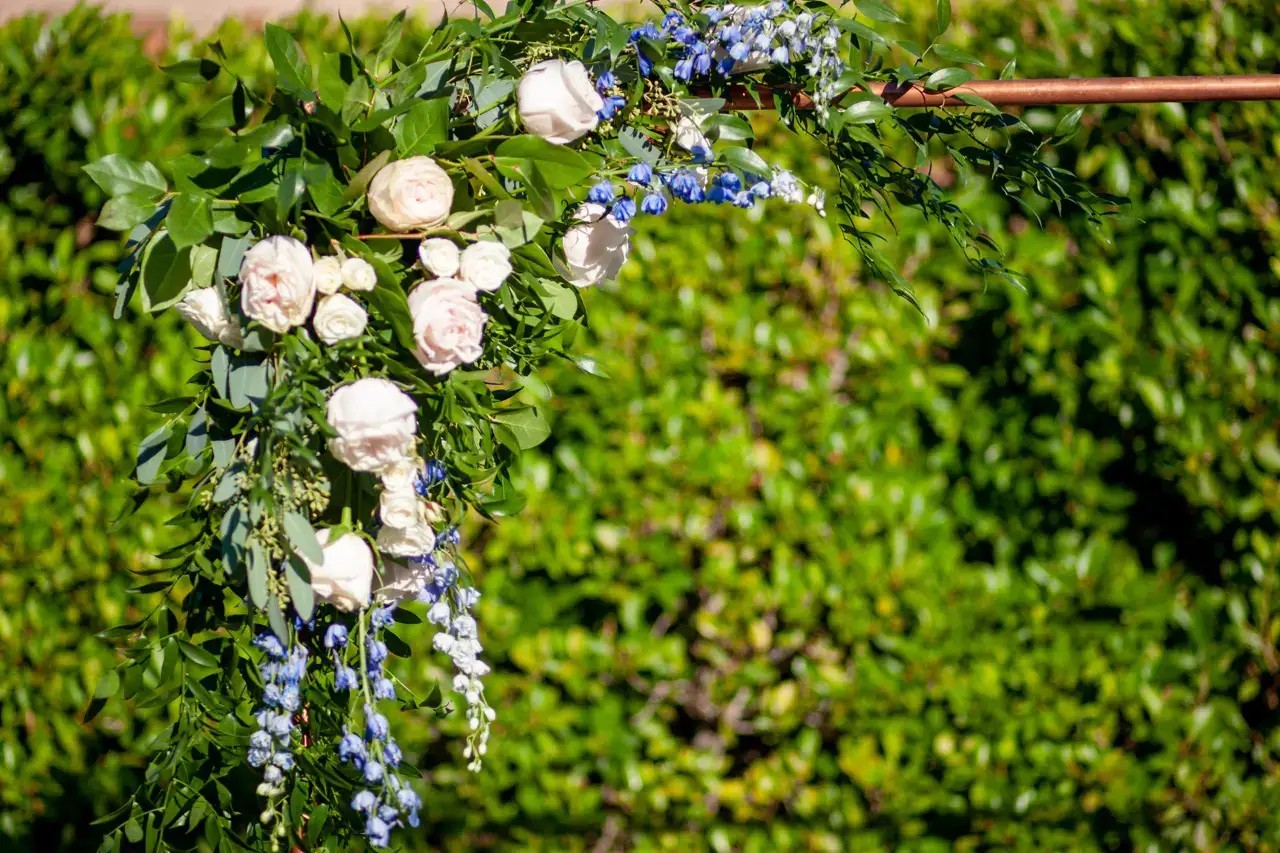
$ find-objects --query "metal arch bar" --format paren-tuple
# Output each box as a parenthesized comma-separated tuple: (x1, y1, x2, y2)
(720, 75, 1280, 110)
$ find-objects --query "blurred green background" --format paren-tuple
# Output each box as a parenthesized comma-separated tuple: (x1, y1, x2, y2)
(2, 1, 1279, 849)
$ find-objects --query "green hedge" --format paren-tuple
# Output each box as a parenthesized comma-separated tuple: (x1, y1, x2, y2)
(2, 2, 1277, 849)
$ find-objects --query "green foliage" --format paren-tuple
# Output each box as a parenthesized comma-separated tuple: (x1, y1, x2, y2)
(0, 1, 1277, 850)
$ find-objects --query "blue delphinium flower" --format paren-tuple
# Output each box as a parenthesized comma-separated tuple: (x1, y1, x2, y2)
(383, 740, 403, 768)
(587, 180, 615, 205)
(733, 190, 755, 209)
(374, 677, 396, 700)
(248, 730, 273, 767)
(352, 790, 377, 814)
(771, 45, 790, 65)
(612, 197, 637, 223)
(630, 22, 662, 42)
(749, 179, 772, 199)
(640, 192, 668, 216)
(364, 759, 385, 784)
(692, 43, 712, 76)
(370, 605, 395, 629)
(253, 633, 286, 659)
(595, 70, 617, 91)
(628, 162, 653, 186)
(673, 56, 694, 81)
(367, 639, 389, 668)
(665, 169, 705, 204)
(661, 11, 684, 31)
(719, 172, 743, 193)
(397, 788, 422, 828)
(366, 816, 391, 849)
(335, 665, 358, 691)
(691, 145, 714, 164)
(324, 624, 348, 649)
(365, 706, 390, 741)
(597, 95, 627, 120)
(339, 730, 367, 767)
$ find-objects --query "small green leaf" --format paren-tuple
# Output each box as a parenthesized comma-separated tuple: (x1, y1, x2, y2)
(285, 555, 315, 621)
(139, 233, 193, 313)
(167, 193, 214, 248)
(375, 10, 406, 69)
(394, 97, 451, 156)
(492, 407, 551, 450)
(855, 0, 904, 24)
(136, 426, 170, 484)
(264, 23, 314, 98)
(267, 596, 289, 641)
(720, 146, 771, 176)
(934, 0, 952, 36)
(99, 194, 159, 232)
(178, 641, 219, 668)
(161, 58, 220, 84)
(344, 151, 393, 203)
(1054, 106, 1087, 141)
(494, 136, 595, 190)
(84, 154, 167, 198)
(925, 67, 975, 91)
(930, 44, 983, 66)
(844, 99, 894, 124)
(283, 511, 324, 564)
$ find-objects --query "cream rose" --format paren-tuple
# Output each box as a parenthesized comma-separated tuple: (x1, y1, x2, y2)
(406, 279, 488, 376)
(313, 256, 343, 295)
(239, 235, 317, 333)
(418, 238, 460, 277)
(556, 202, 633, 288)
(375, 559, 434, 603)
(175, 286, 243, 347)
(303, 529, 374, 612)
(312, 293, 368, 345)
(341, 257, 377, 292)
(379, 485, 421, 530)
(326, 378, 417, 472)
(366, 156, 454, 232)
(376, 522, 437, 559)
(459, 240, 512, 293)
(516, 59, 604, 145)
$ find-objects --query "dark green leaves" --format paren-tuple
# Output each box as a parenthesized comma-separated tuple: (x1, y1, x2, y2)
(492, 407, 551, 450)
(84, 154, 167, 198)
(135, 426, 170, 484)
(138, 233, 193, 312)
(283, 510, 323, 564)
(161, 59, 220, 84)
(264, 23, 314, 98)
(394, 98, 451, 156)
(494, 136, 595, 189)
(855, 0, 904, 24)
(925, 67, 975, 91)
(166, 193, 213, 248)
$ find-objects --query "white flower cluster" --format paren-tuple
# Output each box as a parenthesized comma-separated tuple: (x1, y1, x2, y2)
(428, 584, 494, 771)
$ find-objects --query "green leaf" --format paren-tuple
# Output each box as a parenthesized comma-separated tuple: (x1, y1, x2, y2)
(84, 154, 166, 198)
(344, 151, 393, 203)
(720, 146, 771, 176)
(136, 426, 170, 485)
(360, 253, 417, 351)
(285, 555, 315, 621)
(855, 0, 904, 24)
(267, 596, 289, 641)
(1054, 106, 1087, 141)
(494, 136, 595, 190)
(178, 641, 218, 668)
(167, 193, 214, 248)
(618, 127, 660, 165)
(934, 0, 952, 36)
(99, 194, 159, 232)
(492, 407, 551, 450)
(228, 356, 270, 410)
(375, 10, 407, 69)
(833, 18, 889, 47)
(930, 44, 983, 66)
(161, 59, 220, 84)
(247, 542, 269, 608)
(264, 23, 314, 98)
(844, 99, 894, 125)
(394, 97, 451, 156)
(925, 67, 975, 91)
(283, 510, 324, 564)
(139, 233, 193, 312)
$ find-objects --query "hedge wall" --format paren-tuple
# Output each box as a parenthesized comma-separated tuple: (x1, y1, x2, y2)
(1, 2, 1277, 849)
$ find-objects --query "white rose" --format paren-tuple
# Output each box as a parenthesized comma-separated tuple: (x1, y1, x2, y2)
(303, 529, 374, 612)
(458, 240, 512, 293)
(175, 286, 243, 347)
(375, 559, 434, 603)
(380, 458, 422, 493)
(312, 293, 369, 345)
(366, 156, 455, 232)
(314, 256, 343, 295)
(406, 279, 488, 376)
(418, 238, 461, 277)
(341, 257, 377, 292)
(326, 378, 417, 472)
(239, 235, 316, 333)
(379, 485, 421, 530)
(516, 59, 604, 145)
(555, 203, 633, 288)
(376, 522, 437, 559)
(673, 116, 712, 155)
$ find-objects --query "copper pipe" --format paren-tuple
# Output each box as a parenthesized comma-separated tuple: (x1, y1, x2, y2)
(721, 74, 1280, 110)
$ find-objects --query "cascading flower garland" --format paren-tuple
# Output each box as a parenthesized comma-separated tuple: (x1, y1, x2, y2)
(88, 1, 1109, 848)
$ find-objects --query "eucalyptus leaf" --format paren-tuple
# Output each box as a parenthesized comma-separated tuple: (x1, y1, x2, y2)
(283, 511, 324, 565)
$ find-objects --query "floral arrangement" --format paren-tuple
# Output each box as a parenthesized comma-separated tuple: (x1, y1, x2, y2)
(88, 0, 1107, 848)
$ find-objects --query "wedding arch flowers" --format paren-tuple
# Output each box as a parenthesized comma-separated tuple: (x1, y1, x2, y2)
(88, 0, 1108, 848)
